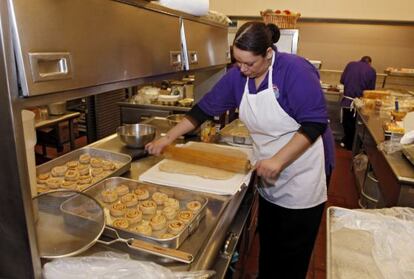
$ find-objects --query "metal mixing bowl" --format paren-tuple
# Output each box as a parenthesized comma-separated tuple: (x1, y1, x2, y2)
(116, 124, 156, 148)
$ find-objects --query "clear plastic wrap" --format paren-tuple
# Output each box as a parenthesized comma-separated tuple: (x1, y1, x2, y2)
(43, 251, 215, 279)
(330, 207, 414, 279)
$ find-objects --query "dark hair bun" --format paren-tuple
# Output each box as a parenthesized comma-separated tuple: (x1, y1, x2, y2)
(266, 23, 280, 44)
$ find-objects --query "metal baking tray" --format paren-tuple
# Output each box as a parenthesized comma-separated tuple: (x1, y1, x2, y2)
(82, 177, 208, 249)
(36, 147, 132, 194)
(219, 119, 253, 146)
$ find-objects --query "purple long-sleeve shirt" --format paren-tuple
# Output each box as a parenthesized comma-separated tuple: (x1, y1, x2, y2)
(197, 51, 335, 174)
(340, 61, 376, 107)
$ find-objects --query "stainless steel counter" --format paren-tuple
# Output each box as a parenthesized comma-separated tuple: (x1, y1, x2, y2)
(86, 134, 253, 274)
(354, 108, 414, 206)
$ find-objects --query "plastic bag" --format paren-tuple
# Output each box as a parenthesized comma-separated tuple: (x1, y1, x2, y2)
(331, 207, 414, 279)
(353, 153, 368, 172)
(43, 251, 216, 279)
(377, 139, 403, 154)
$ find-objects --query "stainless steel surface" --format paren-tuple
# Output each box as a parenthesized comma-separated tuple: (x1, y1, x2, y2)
(117, 123, 156, 148)
(182, 19, 229, 70)
(118, 101, 192, 112)
(36, 147, 132, 193)
(10, 0, 182, 96)
(35, 111, 80, 129)
(82, 177, 210, 249)
(90, 134, 252, 273)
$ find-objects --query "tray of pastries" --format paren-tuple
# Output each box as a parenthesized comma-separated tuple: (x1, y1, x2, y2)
(36, 147, 131, 195)
(219, 119, 252, 146)
(83, 177, 208, 249)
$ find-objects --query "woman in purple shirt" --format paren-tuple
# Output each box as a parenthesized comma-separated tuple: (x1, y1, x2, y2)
(147, 22, 334, 278)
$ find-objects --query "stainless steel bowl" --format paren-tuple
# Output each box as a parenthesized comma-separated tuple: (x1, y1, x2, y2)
(117, 124, 156, 148)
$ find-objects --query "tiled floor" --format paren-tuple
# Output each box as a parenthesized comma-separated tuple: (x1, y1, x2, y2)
(241, 144, 360, 279)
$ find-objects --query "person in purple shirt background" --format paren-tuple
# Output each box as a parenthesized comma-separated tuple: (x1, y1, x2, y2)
(340, 56, 376, 150)
(146, 22, 335, 278)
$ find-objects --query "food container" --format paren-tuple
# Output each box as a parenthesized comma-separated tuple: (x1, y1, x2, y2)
(47, 102, 66, 115)
(220, 119, 253, 146)
(157, 94, 180, 106)
(36, 147, 131, 194)
(117, 124, 156, 149)
(82, 177, 208, 249)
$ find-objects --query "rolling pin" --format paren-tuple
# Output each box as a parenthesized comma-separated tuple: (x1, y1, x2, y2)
(163, 145, 251, 174)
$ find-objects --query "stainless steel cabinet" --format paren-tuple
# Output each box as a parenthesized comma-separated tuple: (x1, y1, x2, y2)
(11, 0, 183, 96)
(182, 19, 229, 70)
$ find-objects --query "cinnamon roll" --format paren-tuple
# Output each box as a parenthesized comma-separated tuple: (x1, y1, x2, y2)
(102, 160, 115, 171)
(46, 177, 63, 189)
(162, 206, 177, 220)
(64, 170, 80, 181)
(164, 198, 180, 210)
(101, 189, 118, 203)
(37, 172, 50, 184)
(152, 192, 168, 206)
(37, 184, 49, 194)
(115, 184, 130, 196)
(90, 167, 103, 177)
(135, 221, 152, 236)
(112, 218, 129, 230)
(178, 210, 193, 223)
(77, 164, 90, 175)
(125, 208, 142, 224)
(61, 180, 77, 190)
(78, 175, 92, 185)
(167, 220, 185, 235)
(120, 193, 138, 207)
(66, 160, 78, 169)
(90, 157, 103, 168)
(186, 200, 202, 212)
(139, 200, 157, 215)
(134, 188, 150, 201)
(110, 203, 126, 217)
(79, 153, 91, 164)
(150, 213, 167, 231)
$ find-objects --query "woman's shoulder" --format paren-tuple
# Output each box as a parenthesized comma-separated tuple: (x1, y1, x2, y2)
(275, 52, 316, 73)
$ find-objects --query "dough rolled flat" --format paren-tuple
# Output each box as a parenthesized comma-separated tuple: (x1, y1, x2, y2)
(159, 159, 235, 180)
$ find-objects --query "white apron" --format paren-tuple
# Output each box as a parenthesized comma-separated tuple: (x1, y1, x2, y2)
(239, 51, 327, 209)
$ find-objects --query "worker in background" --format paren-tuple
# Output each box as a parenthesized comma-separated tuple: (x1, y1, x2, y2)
(340, 56, 376, 150)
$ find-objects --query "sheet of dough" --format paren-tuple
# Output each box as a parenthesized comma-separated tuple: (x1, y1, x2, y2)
(158, 159, 235, 180)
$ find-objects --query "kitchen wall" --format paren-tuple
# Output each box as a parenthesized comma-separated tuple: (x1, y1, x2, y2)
(210, 0, 414, 21)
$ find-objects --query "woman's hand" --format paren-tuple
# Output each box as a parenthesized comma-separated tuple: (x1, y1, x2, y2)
(255, 158, 283, 181)
(145, 136, 172, 156)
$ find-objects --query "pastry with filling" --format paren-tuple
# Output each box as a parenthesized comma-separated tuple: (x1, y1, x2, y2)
(91, 167, 103, 177)
(37, 184, 49, 194)
(167, 220, 185, 235)
(51, 165, 68, 177)
(64, 170, 80, 181)
(139, 200, 157, 215)
(121, 193, 138, 207)
(152, 192, 169, 205)
(134, 187, 150, 200)
(79, 154, 91, 164)
(61, 180, 77, 190)
(101, 189, 118, 203)
(159, 233, 174, 239)
(112, 218, 129, 230)
(90, 157, 103, 168)
(66, 161, 78, 169)
(125, 208, 142, 224)
(110, 203, 126, 217)
(102, 160, 115, 171)
(150, 212, 167, 230)
(115, 184, 129, 196)
(78, 175, 92, 185)
(163, 206, 177, 220)
(164, 198, 180, 210)
(77, 164, 90, 175)
(46, 177, 63, 189)
(135, 221, 152, 236)
(178, 210, 193, 223)
(37, 173, 50, 184)
(186, 200, 202, 212)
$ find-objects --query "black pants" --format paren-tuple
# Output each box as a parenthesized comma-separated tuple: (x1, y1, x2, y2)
(258, 196, 325, 279)
(342, 108, 356, 150)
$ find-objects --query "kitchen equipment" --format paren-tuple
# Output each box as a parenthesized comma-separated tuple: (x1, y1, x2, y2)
(83, 177, 208, 249)
(220, 119, 253, 146)
(34, 191, 193, 263)
(47, 102, 66, 116)
(117, 124, 156, 148)
(163, 143, 251, 174)
(157, 94, 180, 106)
(36, 147, 132, 194)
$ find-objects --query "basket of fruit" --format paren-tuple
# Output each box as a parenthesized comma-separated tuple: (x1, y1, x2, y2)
(260, 9, 301, 29)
